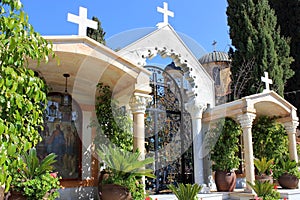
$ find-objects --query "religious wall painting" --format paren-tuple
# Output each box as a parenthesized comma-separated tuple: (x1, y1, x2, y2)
(36, 92, 82, 180)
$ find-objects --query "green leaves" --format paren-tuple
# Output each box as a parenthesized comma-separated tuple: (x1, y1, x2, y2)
(97, 144, 155, 180)
(206, 117, 242, 171)
(252, 116, 288, 163)
(254, 157, 274, 175)
(0, 0, 54, 191)
(227, 0, 294, 98)
(22, 148, 57, 179)
(168, 183, 202, 200)
(9, 148, 60, 199)
(273, 158, 300, 179)
(247, 180, 280, 199)
(94, 83, 133, 151)
(87, 16, 106, 45)
(98, 144, 155, 200)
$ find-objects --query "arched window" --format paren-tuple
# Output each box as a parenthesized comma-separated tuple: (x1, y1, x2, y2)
(213, 67, 221, 86)
(36, 92, 82, 180)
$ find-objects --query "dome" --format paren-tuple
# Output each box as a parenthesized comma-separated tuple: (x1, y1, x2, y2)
(198, 51, 231, 64)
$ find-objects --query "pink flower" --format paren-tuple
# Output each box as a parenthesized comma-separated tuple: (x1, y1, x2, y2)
(50, 172, 57, 178)
(274, 185, 278, 190)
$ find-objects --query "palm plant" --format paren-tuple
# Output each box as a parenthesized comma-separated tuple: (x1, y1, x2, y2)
(273, 158, 300, 179)
(97, 144, 155, 182)
(168, 183, 202, 200)
(97, 144, 155, 199)
(247, 180, 280, 200)
(254, 157, 274, 176)
(22, 148, 57, 179)
(10, 148, 61, 200)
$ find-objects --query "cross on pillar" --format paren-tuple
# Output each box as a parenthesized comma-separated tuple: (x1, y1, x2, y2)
(261, 72, 273, 93)
(156, 2, 174, 28)
(67, 7, 98, 36)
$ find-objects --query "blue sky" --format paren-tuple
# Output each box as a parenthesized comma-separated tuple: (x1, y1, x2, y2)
(22, 0, 231, 58)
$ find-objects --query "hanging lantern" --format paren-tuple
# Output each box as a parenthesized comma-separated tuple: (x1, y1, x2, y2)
(60, 73, 72, 113)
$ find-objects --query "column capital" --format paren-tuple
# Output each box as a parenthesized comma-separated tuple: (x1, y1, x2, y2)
(185, 100, 207, 119)
(237, 113, 256, 128)
(283, 121, 299, 134)
(129, 93, 152, 114)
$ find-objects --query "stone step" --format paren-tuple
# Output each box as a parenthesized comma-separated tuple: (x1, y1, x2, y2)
(149, 189, 300, 200)
(149, 193, 224, 200)
(278, 188, 300, 200)
(228, 191, 256, 200)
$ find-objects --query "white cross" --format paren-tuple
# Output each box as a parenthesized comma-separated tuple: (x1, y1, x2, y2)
(67, 7, 98, 36)
(156, 2, 174, 28)
(261, 72, 273, 93)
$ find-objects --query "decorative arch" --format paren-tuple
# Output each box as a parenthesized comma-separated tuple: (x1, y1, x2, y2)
(118, 25, 215, 107)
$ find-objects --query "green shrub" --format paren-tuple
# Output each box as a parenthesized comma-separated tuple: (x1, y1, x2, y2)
(254, 157, 274, 176)
(247, 180, 280, 200)
(10, 148, 61, 200)
(168, 183, 202, 200)
(94, 83, 133, 151)
(97, 144, 155, 200)
(252, 116, 288, 163)
(206, 117, 242, 171)
(273, 157, 300, 180)
(0, 0, 55, 191)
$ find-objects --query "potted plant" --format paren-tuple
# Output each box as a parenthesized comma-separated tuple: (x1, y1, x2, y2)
(247, 180, 280, 200)
(168, 183, 202, 200)
(97, 144, 155, 200)
(273, 157, 300, 189)
(206, 117, 242, 192)
(254, 157, 274, 183)
(7, 148, 61, 200)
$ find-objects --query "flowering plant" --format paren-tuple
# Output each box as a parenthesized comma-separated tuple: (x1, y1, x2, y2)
(9, 148, 61, 200)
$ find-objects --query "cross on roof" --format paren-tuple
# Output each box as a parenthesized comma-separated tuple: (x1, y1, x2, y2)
(67, 7, 98, 36)
(156, 2, 174, 28)
(261, 72, 273, 93)
(212, 40, 217, 51)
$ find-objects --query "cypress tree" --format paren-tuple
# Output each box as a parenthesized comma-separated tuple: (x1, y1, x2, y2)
(269, 0, 300, 120)
(227, 0, 294, 98)
(87, 16, 106, 45)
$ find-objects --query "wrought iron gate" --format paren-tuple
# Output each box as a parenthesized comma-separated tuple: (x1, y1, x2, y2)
(144, 66, 194, 193)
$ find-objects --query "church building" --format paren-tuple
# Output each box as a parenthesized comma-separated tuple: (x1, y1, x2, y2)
(29, 3, 299, 199)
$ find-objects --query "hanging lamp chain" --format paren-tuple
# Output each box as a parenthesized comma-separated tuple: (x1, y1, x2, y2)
(63, 73, 70, 93)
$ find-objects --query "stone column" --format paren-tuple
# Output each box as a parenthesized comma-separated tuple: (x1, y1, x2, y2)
(284, 121, 299, 162)
(186, 101, 207, 185)
(237, 113, 256, 192)
(129, 93, 152, 158)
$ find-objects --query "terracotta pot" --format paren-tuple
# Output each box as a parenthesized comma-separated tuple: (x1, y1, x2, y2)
(215, 170, 236, 192)
(278, 173, 299, 189)
(255, 174, 273, 184)
(99, 184, 132, 200)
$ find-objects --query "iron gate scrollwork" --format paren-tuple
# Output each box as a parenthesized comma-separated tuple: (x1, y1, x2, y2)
(144, 65, 194, 194)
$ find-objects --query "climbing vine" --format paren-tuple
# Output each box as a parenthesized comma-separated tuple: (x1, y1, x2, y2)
(94, 83, 133, 152)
